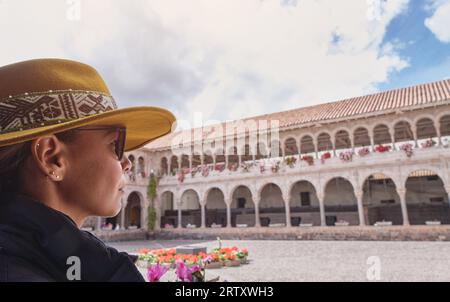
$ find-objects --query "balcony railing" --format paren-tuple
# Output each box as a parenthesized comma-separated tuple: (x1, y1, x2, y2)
(158, 142, 450, 185)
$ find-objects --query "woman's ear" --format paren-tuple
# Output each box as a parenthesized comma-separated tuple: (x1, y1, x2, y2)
(30, 135, 68, 182)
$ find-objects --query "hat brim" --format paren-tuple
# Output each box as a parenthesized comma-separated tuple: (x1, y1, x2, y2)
(0, 106, 176, 151)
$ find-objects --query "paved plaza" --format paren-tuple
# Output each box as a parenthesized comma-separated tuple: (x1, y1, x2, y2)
(109, 239, 450, 282)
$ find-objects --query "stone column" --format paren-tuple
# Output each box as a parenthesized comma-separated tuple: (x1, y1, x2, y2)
(369, 134, 375, 152)
(355, 190, 366, 226)
(412, 128, 419, 148)
(120, 207, 126, 230)
(226, 201, 232, 228)
(254, 200, 261, 227)
(434, 121, 442, 146)
(397, 188, 410, 226)
(388, 126, 395, 150)
(317, 192, 326, 226)
(283, 192, 292, 227)
(201, 202, 206, 228)
(177, 202, 183, 229)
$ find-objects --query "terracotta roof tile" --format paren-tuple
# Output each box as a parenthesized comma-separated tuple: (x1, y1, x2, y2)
(146, 79, 450, 150)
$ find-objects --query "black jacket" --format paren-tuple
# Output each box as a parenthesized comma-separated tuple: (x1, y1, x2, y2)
(0, 192, 145, 282)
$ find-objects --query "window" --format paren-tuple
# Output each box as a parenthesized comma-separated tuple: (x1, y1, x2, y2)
(430, 197, 444, 203)
(380, 199, 395, 204)
(237, 198, 246, 209)
(300, 192, 311, 206)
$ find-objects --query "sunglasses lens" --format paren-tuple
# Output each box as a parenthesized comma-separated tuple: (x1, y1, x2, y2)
(116, 129, 126, 160)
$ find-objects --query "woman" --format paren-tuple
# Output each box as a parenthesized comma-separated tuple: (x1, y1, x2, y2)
(0, 58, 175, 281)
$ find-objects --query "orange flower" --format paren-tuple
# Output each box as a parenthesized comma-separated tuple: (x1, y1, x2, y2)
(138, 248, 150, 254)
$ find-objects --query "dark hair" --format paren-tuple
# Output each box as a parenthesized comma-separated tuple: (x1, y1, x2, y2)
(0, 130, 78, 193)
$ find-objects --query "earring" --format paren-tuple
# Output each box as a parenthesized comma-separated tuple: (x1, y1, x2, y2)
(49, 171, 60, 180)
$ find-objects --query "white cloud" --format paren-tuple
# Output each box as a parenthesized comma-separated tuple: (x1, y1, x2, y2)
(0, 0, 410, 127)
(425, 0, 450, 43)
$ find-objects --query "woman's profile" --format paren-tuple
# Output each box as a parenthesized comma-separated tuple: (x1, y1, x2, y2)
(0, 58, 175, 282)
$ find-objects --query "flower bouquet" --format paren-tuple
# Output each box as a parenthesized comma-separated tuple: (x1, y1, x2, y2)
(201, 165, 210, 177)
(284, 156, 297, 168)
(228, 163, 238, 172)
(375, 144, 391, 153)
(271, 160, 281, 173)
(339, 150, 354, 162)
(240, 161, 254, 172)
(320, 151, 331, 164)
(421, 138, 436, 148)
(357, 147, 370, 157)
(301, 155, 314, 166)
(400, 143, 414, 157)
(214, 162, 226, 172)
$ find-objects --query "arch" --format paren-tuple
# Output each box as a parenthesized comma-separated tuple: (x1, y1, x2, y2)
(125, 191, 142, 229)
(230, 185, 255, 227)
(205, 187, 227, 227)
(416, 117, 437, 140)
(203, 150, 214, 165)
(323, 177, 358, 226)
(259, 183, 286, 226)
(255, 142, 268, 160)
(160, 191, 176, 228)
(180, 154, 190, 169)
(160, 157, 168, 175)
(214, 148, 225, 164)
(191, 153, 202, 168)
(353, 127, 371, 147)
(269, 140, 282, 158)
(393, 120, 414, 143)
(439, 114, 450, 137)
(241, 144, 253, 162)
(284, 137, 299, 156)
(169, 155, 179, 174)
(404, 169, 450, 225)
(334, 129, 351, 150)
(362, 173, 401, 225)
(289, 180, 320, 226)
(300, 135, 315, 154)
(317, 132, 333, 152)
(137, 156, 145, 177)
(227, 146, 239, 170)
(372, 124, 391, 145)
(180, 189, 201, 210)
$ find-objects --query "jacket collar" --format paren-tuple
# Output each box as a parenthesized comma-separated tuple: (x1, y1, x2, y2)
(0, 192, 144, 282)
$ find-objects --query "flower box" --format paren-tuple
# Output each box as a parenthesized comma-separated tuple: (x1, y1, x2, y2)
(236, 224, 248, 228)
(269, 223, 285, 228)
(400, 143, 414, 157)
(357, 147, 370, 157)
(374, 221, 392, 227)
(186, 224, 197, 229)
(335, 221, 349, 226)
(299, 223, 313, 227)
(320, 151, 331, 164)
(375, 144, 391, 153)
(425, 221, 441, 226)
(204, 262, 223, 269)
(224, 260, 241, 267)
(301, 155, 314, 166)
(211, 223, 223, 228)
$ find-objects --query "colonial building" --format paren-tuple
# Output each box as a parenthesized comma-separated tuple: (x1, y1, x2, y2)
(90, 79, 450, 233)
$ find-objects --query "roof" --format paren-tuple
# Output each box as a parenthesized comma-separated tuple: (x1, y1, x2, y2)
(145, 79, 450, 151)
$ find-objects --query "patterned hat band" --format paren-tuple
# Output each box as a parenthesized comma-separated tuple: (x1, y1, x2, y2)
(0, 90, 118, 134)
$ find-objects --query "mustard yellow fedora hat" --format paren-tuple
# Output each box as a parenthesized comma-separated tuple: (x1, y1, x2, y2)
(0, 58, 176, 151)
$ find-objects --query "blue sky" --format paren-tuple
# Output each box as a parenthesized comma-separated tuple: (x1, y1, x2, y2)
(0, 0, 449, 127)
(379, 0, 450, 90)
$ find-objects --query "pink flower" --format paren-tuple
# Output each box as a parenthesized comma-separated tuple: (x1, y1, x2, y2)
(175, 261, 192, 282)
(147, 264, 169, 282)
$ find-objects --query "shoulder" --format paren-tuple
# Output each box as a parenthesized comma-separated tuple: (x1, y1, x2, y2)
(0, 248, 55, 282)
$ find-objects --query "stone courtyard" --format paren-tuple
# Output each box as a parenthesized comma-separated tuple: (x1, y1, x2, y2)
(110, 239, 450, 282)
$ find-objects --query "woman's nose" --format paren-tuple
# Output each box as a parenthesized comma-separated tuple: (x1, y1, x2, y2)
(121, 155, 132, 172)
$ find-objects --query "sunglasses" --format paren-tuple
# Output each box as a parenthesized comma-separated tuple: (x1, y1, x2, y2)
(71, 126, 126, 160)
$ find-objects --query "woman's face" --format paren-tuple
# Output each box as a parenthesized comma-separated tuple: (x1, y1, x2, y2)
(60, 127, 131, 218)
